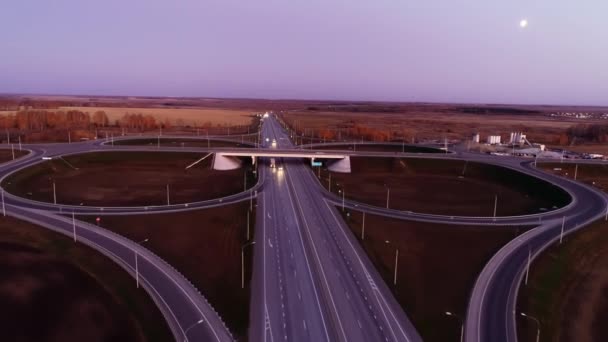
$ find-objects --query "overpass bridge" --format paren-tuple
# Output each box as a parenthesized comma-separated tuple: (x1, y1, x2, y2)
(213, 150, 352, 172)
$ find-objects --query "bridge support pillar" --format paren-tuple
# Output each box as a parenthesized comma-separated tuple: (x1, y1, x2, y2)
(328, 156, 351, 173)
(212, 153, 243, 170)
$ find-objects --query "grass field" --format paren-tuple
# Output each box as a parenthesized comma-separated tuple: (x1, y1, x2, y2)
(78, 202, 255, 340)
(539, 162, 608, 192)
(0, 149, 28, 163)
(517, 219, 608, 342)
(2, 151, 255, 206)
(341, 210, 527, 341)
(320, 157, 570, 216)
(0, 215, 171, 342)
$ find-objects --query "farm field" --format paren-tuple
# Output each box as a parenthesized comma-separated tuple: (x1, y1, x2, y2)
(321, 157, 570, 216)
(2, 151, 255, 206)
(78, 201, 255, 340)
(0, 215, 171, 342)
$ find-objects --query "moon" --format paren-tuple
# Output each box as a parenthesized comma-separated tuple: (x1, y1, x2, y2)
(520, 19, 528, 28)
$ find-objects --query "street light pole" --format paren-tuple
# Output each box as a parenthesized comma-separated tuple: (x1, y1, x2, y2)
(1, 188, 5, 217)
(574, 164, 578, 180)
(135, 238, 149, 288)
(361, 212, 365, 240)
(493, 194, 498, 219)
(445, 312, 464, 342)
(525, 247, 531, 285)
(385, 186, 390, 209)
(246, 210, 251, 240)
(328, 173, 331, 192)
(560, 216, 566, 244)
(53, 181, 57, 204)
(166, 184, 170, 206)
(241, 241, 256, 289)
(520, 312, 540, 342)
(393, 248, 399, 285)
(183, 319, 205, 342)
(72, 211, 76, 242)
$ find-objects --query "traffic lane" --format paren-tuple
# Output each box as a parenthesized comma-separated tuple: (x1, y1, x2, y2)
(299, 164, 421, 342)
(274, 163, 330, 342)
(287, 163, 387, 342)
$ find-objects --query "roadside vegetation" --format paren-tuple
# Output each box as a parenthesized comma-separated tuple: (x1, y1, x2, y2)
(517, 163, 608, 341)
(0, 148, 29, 163)
(2, 151, 256, 206)
(0, 215, 171, 342)
(340, 210, 527, 341)
(321, 157, 570, 216)
(77, 201, 256, 340)
(517, 218, 608, 342)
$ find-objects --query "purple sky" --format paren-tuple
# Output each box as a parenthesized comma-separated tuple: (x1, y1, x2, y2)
(1, 0, 607, 105)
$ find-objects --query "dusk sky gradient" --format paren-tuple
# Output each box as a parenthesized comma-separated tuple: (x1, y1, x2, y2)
(1, 0, 607, 105)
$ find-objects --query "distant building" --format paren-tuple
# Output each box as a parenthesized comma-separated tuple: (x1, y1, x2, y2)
(509, 132, 526, 145)
(472, 133, 480, 143)
(487, 135, 501, 145)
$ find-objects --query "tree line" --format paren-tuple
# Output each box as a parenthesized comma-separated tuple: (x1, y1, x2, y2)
(0, 110, 172, 131)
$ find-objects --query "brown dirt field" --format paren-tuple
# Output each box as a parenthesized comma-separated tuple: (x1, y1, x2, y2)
(321, 157, 570, 216)
(280, 110, 579, 145)
(0, 215, 170, 342)
(3, 151, 255, 206)
(517, 219, 608, 342)
(550, 144, 608, 155)
(0, 149, 28, 163)
(78, 201, 255, 340)
(341, 210, 526, 341)
(539, 162, 608, 192)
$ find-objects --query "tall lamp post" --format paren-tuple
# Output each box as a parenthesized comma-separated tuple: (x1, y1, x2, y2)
(135, 238, 149, 288)
(384, 184, 390, 209)
(242, 241, 256, 289)
(385, 240, 399, 286)
(183, 319, 204, 342)
(445, 311, 463, 342)
(520, 312, 540, 342)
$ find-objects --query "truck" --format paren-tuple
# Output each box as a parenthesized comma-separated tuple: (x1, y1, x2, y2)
(270, 158, 276, 168)
(271, 139, 277, 148)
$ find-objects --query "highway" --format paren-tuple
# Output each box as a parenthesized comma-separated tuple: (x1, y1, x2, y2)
(0, 115, 606, 342)
(249, 117, 420, 341)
